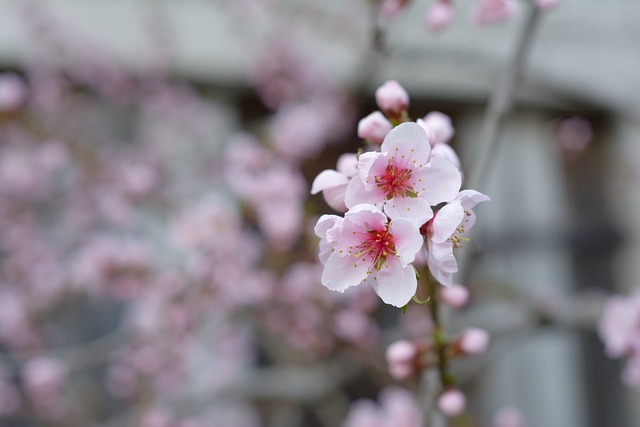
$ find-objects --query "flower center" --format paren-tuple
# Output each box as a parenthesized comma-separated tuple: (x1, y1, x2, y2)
(355, 226, 397, 271)
(375, 163, 414, 199)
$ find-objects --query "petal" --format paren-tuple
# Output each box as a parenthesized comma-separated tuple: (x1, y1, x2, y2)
(344, 175, 385, 209)
(336, 153, 358, 177)
(427, 241, 457, 286)
(381, 122, 431, 168)
(431, 201, 464, 243)
(357, 151, 380, 189)
(321, 252, 369, 292)
(384, 197, 433, 227)
(370, 256, 417, 307)
(314, 214, 341, 239)
(389, 218, 424, 266)
(420, 156, 462, 205)
(322, 184, 348, 212)
(456, 189, 491, 210)
(311, 170, 348, 195)
(430, 144, 460, 168)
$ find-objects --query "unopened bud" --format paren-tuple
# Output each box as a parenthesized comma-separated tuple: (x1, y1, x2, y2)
(458, 328, 490, 355)
(438, 284, 469, 308)
(358, 112, 393, 145)
(438, 389, 466, 416)
(375, 80, 409, 120)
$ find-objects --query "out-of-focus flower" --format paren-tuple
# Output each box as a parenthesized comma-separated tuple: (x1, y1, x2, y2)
(494, 406, 526, 427)
(437, 388, 466, 416)
(555, 116, 592, 162)
(438, 284, 470, 308)
(470, 0, 519, 27)
(458, 327, 490, 355)
(385, 340, 421, 379)
(425, 1, 454, 33)
(343, 386, 421, 427)
(378, 0, 410, 20)
(535, 0, 560, 11)
(0, 72, 27, 112)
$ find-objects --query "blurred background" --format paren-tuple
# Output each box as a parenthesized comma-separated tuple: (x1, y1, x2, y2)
(0, 0, 639, 426)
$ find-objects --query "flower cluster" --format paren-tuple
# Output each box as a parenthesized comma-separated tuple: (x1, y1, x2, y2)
(313, 81, 489, 307)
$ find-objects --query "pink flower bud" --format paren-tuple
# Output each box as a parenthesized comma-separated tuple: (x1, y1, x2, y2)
(357, 111, 393, 144)
(425, 1, 454, 33)
(438, 284, 469, 308)
(494, 406, 525, 427)
(22, 357, 68, 402)
(535, 0, 559, 11)
(378, 0, 410, 19)
(0, 73, 27, 113)
(470, 0, 519, 27)
(438, 389, 466, 416)
(458, 328, 490, 355)
(375, 80, 409, 119)
(385, 340, 419, 380)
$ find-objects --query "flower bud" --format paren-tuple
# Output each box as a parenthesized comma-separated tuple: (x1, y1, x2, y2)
(357, 112, 393, 145)
(438, 284, 469, 308)
(438, 389, 466, 416)
(375, 80, 409, 119)
(385, 340, 420, 380)
(458, 327, 490, 355)
(378, 0, 410, 19)
(425, 1, 454, 33)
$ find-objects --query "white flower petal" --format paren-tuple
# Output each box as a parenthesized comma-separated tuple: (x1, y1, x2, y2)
(311, 170, 348, 195)
(384, 197, 433, 228)
(431, 201, 464, 243)
(322, 252, 369, 292)
(370, 257, 417, 307)
(389, 218, 424, 266)
(345, 177, 384, 209)
(421, 156, 462, 205)
(381, 123, 431, 167)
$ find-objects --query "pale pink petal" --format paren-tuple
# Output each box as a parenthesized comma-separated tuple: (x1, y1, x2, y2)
(432, 201, 464, 243)
(358, 151, 382, 189)
(385, 197, 433, 229)
(370, 256, 417, 307)
(457, 189, 491, 210)
(322, 252, 369, 292)
(427, 241, 457, 286)
(337, 153, 359, 177)
(389, 217, 424, 266)
(345, 176, 385, 209)
(311, 170, 348, 195)
(381, 122, 431, 167)
(419, 112, 455, 145)
(322, 184, 349, 212)
(420, 156, 461, 205)
(431, 144, 461, 168)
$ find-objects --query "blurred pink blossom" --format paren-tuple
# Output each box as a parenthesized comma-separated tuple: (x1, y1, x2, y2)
(470, 0, 519, 27)
(425, 1, 454, 33)
(437, 388, 466, 416)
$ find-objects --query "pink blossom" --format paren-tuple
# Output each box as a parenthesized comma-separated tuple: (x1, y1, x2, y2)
(598, 294, 640, 358)
(385, 340, 420, 379)
(345, 122, 462, 226)
(311, 153, 358, 212)
(535, 0, 559, 11)
(425, 1, 454, 33)
(375, 80, 409, 119)
(378, 0, 410, 20)
(470, 0, 519, 27)
(494, 406, 525, 427)
(437, 389, 466, 416)
(0, 73, 27, 112)
(358, 111, 393, 145)
(458, 327, 490, 355)
(426, 190, 490, 285)
(315, 204, 423, 307)
(418, 111, 454, 146)
(438, 283, 470, 308)
(22, 357, 68, 403)
(343, 386, 421, 427)
(556, 116, 592, 162)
